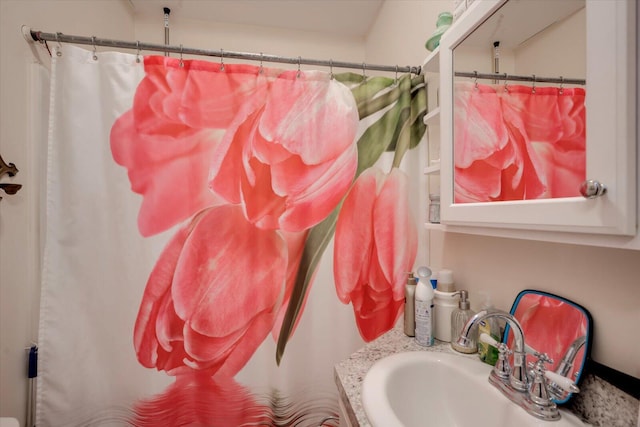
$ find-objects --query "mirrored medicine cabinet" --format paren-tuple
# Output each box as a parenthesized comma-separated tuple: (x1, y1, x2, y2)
(437, 0, 636, 237)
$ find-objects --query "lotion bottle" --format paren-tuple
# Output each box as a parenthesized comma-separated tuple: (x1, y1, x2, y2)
(433, 269, 457, 342)
(414, 266, 434, 347)
(403, 272, 417, 337)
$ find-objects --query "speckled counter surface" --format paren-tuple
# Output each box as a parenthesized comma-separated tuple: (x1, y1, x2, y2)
(334, 326, 640, 427)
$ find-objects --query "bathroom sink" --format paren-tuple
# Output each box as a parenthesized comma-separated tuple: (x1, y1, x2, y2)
(361, 351, 586, 427)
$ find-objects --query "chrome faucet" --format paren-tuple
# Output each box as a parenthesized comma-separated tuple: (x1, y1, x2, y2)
(452, 309, 529, 393)
(452, 308, 580, 421)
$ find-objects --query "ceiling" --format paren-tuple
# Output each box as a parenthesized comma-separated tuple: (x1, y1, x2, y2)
(127, 0, 385, 38)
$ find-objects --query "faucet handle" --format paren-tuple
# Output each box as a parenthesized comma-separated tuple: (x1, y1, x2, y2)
(480, 333, 512, 382)
(545, 371, 580, 394)
(533, 352, 554, 367)
(523, 352, 561, 420)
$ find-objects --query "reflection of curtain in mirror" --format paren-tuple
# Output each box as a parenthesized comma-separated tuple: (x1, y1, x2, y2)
(453, 81, 585, 203)
(36, 45, 426, 426)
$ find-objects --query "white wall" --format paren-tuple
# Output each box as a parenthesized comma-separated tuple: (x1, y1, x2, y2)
(366, 1, 639, 380)
(134, 12, 365, 71)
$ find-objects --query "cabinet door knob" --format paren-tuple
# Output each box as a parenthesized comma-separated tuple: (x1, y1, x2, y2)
(579, 180, 607, 198)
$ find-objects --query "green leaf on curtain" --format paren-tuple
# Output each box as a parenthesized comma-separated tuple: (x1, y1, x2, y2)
(333, 72, 366, 85)
(355, 100, 406, 175)
(276, 207, 340, 365)
(275, 72, 428, 363)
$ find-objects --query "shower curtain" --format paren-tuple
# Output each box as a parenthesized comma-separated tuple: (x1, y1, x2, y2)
(453, 81, 586, 203)
(36, 45, 426, 426)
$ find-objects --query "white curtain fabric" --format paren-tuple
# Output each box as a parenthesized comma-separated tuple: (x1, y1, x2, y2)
(37, 44, 426, 426)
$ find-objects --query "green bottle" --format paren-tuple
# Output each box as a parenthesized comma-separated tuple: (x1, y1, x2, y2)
(477, 294, 500, 365)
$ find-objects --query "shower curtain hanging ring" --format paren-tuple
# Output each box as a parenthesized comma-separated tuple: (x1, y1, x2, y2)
(532, 74, 536, 94)
(91, 36, 98, 61)
(297, 56, 302, 78)
(179, 44, 184, 68)
(559, 76, 564, 94)
(503, 72, 509, 93)
(55, 32, 62, 57)
(362, 62, 367, 79)
(395, 65, 399, 85)
(329, 59, 334, 80)
(473, 70, 479, 90)
(259, 52, 264, 74)
(135, 41, 141, 63)
(220, 48, 225, 71)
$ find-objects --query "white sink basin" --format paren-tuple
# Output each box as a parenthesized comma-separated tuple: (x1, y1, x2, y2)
(361, 351, 586, 427)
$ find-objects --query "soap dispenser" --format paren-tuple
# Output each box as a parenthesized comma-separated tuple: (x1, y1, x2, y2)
(450, 290, 477, 353)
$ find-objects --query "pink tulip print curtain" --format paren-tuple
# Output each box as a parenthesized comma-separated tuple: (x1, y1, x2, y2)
(37, 45, 426, 426)
(453, 81, 586, 203)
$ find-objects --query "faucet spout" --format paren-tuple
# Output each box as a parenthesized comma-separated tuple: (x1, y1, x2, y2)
(452, 308, 529, 392)
(452, 308, 525, 354)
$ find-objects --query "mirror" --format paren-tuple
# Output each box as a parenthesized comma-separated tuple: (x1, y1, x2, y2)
(452, 0, 586, 203)
(503, 289, 593, 405)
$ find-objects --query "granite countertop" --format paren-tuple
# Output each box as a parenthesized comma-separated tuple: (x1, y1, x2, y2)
(334, 326, 640, 427)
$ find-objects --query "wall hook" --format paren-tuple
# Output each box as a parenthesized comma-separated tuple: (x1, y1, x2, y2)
(0, 154, 22, 201)
(0, 155, 18, 178)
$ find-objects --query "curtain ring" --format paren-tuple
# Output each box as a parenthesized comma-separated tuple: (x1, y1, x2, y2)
(220, 48, 225, 71)
(474, 70, 479, 90)
(259, 52, 264, 74)
(503, 72, 509, 93)
(395, 65, 399, 85)
(532, 74, 536, 94)
(559, 76, 564, 95)
(179, 44, 184, 68)
(329, 59, 334, 80)
(55, 32, 62, 57)
(91, 36, 98, 61)
(297, 56, 301, 78)
(362, 62, 367, 79)
(135, 41, 141, 63)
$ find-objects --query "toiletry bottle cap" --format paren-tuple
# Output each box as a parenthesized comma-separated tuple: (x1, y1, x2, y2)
(459, 290, 471, 310)
(437, 269, 454, 292)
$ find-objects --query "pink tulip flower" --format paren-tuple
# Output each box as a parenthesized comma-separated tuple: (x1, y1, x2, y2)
(333, 167, 417, 342)
(209, 70, 359, 232)
(134, 205, 291, 377)
(110, 58, 266, 237)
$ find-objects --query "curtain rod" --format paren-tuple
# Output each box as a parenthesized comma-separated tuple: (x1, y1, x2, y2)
(24, 28, 422, 75)
(455, 71, 585, 85)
